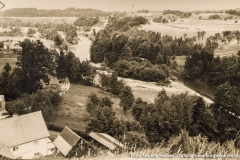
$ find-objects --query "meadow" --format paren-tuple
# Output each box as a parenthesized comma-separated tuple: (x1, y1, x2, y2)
(45, 84, 134, 132)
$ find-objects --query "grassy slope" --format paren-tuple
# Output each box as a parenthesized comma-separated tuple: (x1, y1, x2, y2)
(45, 84, 133, 132)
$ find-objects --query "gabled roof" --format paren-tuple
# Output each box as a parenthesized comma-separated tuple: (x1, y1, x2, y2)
(3, 41, 11, 46)
(0, 111, 50, 147)
(0, 141, 16, 159)
(89, 132, 123, 150)
(53, 126, 80, 156)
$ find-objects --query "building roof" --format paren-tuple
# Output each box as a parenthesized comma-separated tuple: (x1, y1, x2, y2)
(0, 141, 16, 159)
(53, 126, 80, 156)
(3, 41, 11, 46)
(89, 132, 123, 150)
(0, 111, 50, 147)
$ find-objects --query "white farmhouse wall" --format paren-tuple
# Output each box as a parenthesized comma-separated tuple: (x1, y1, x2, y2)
(9, 137, 50, 159)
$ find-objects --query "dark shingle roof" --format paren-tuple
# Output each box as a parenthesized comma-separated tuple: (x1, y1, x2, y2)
(60, 126, 80, 147)
(53, 126, 80, 156)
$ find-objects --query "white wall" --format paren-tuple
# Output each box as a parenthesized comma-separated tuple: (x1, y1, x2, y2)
(9, 137, 53, 159)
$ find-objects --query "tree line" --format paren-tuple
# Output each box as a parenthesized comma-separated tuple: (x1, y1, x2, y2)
(225, 9, 240, 16)
(163, 10, 192, 18)
(1, 8, 112, 17)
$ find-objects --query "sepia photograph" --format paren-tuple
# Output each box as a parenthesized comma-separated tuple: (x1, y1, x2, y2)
(0, 0, 240, 159)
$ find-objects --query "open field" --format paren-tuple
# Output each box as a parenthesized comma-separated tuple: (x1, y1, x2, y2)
(121, 78, 213, 105)
(141, 19, 240, 40)
(45, 84, 133, 132)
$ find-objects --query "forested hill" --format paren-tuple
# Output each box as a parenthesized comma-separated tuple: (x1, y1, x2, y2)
(0, 8, 113, 17)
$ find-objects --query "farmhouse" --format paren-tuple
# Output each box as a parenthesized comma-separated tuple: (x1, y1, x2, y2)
(0, 111, 55, 159)
(53, 126, 89, 158)
(3, 41, 22, 51)
(10, 41, 22, 51)
(3, 41, 11, 49)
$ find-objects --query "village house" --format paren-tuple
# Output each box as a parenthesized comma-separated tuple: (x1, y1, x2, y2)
(53, 126, 90, 158)
(3, 41, 11, 49)
(3, 41, 22, 51)
(10, 41, 22, 51)
(0, 111, 55, 159)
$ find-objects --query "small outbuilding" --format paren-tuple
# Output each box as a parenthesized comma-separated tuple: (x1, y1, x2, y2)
(89, 132, 124, 155)
(53, 126, 89, 158)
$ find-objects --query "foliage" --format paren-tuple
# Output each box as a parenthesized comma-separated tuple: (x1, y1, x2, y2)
(27, 28, 35, 37)
(56, 51, 93, 83)
(137, 9, 149, 13)
(189, 97, 217, 141)
(132, 91, 197, 144)
(225, 9, 240, 16)
(208, 14, 221, 20)
(6, 89, 62, 116)
(163, 10, 192, 18)
(153, 16, 162, 23)
(74, 16, 99, 27)
(113, 60, 168, 82)
(119, 85, 134, 112)
(184, 45, 214, 79)
(99, 72, 125, 95)
(15, 39, 56, 94)
(86, 93, 113, 114)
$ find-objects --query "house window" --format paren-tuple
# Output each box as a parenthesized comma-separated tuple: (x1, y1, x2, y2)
(13, 146, 18, 151)
(33, 140, 39, 145)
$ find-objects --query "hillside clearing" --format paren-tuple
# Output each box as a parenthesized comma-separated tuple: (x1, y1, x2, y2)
(44, 84, 133, 132)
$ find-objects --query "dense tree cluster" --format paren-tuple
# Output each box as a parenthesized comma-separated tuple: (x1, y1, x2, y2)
(6, 89, 62, 116)
(85, 92, 148, 147)
(90, 16, 202, 83)
(0, 26, 22, 36)
(184, 38, 240, 142)
(208, 14, 221, 20)
(131, 91, 202, 144)
(74, 16, 100, 27)
(184, 50, 240, 87)
(163, 10, 192, 18)
(1, 8, 112, 17)
(38, 23, 78, 44)
(99, 72, 125, 95)
(27, 28, 36, 37)
(113, 60, 168, 82)
(56, 51, 94, 84)
(225, 9, 240, 16)
(137, 9, 149, 13)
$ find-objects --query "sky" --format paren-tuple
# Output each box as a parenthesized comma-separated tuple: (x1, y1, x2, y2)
(1, 0, 240, 12)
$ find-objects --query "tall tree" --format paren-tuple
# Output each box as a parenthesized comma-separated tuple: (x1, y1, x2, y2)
(119, 85, 134, 112)
(16, 39, 56, 94)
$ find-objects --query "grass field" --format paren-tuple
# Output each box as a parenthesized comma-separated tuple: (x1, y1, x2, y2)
(45, 84, 133, 132)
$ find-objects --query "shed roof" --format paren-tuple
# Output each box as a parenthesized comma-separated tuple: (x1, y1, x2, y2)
(89, 132, 123, 150)
(53, 126, 80, 156)
(0, 111, 50, 147)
